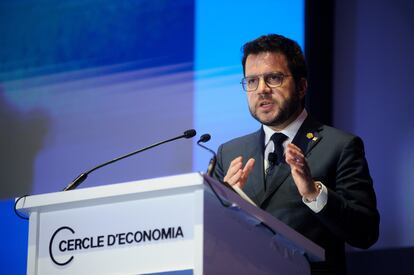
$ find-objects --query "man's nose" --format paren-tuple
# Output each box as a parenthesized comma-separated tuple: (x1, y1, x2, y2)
(256, 77, 271, 94)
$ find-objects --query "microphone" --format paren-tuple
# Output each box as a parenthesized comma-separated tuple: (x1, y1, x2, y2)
(268, 152, 278, 165)
(63, 129, 197, 191)
(196, 133, 217, 176)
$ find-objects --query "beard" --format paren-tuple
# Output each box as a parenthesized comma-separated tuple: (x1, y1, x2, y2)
(249, 91, 302, 128)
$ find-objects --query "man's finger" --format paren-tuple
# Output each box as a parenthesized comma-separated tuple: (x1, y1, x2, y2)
(287, 158, 305, 167)
(228, 169, 243, 185)
(287, 143, 302, 152)
(229, 161, 243, 173)
(286, 145, 304, 158)
(229, 156, 243, 168)
(224, 160, 242, 179)
(243, 158, 255, 175)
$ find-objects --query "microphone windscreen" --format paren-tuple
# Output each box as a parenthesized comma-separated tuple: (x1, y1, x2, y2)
(184, 129, 197, 138)
(198, 134, 211, 143)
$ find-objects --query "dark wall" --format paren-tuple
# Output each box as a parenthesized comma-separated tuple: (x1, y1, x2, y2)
(306, 1, 414, 272)
(305, 0, 334, 126)
(306, 0, 414, 250)
(333, 0, 414, 249)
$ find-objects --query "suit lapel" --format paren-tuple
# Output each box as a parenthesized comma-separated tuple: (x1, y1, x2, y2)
(259, 116, 324, 206)
(242, 129, 266, 204)
(293, 117, 323, 157)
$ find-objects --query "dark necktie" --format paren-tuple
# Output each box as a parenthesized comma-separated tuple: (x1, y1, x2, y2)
(266, 132, 288, 176)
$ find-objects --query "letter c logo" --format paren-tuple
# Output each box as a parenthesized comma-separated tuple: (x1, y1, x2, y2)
(49, 226, 75, 266)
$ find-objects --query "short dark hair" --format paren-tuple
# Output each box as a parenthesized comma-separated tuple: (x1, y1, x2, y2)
(242, 34, 307, 83)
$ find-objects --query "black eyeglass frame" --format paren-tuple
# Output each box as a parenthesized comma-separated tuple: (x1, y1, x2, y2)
(240, 72, 292, 92)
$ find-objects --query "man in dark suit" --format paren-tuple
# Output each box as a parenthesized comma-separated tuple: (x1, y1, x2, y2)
(213, 34, 379, 275)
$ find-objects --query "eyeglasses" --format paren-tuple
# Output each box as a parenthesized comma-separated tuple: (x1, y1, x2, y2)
(241, 72, 291, 92)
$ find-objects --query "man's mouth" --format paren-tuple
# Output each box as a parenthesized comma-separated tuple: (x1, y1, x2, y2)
(259, 101, 274, 108)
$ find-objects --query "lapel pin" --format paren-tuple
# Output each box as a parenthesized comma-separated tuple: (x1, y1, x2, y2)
(306, 132, 314, 139)
(312, 137, 318, 141)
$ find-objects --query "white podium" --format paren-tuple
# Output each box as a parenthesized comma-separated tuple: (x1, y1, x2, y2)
(16, 173, 324, 275)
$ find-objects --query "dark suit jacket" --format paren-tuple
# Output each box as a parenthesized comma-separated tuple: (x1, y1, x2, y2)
(214, 117, 380, 275)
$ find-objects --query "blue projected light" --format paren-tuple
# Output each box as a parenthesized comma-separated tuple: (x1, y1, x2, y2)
(0, 200, 28, 275)
(1, 1, 195, 273)
(193, 0, 304, 172)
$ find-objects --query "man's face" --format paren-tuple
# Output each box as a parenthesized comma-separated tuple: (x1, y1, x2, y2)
(244, 52, 306, 130)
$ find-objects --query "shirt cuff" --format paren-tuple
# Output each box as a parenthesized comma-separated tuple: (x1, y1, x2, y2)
(302, 181, 328, 213)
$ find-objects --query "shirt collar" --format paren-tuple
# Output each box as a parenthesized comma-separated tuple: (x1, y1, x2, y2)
(263, 109, 308, 146)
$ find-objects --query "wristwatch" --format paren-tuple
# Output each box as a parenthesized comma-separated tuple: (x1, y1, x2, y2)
(303, 182, 323, 203)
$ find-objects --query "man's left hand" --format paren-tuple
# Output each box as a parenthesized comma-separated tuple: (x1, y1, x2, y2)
(285, 143, 319, 201)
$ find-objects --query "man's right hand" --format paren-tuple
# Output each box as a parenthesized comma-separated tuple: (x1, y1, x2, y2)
(223, 156, 255, 189)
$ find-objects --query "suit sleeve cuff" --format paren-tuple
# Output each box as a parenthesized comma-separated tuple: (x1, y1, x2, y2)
(302, 181, 328, 213)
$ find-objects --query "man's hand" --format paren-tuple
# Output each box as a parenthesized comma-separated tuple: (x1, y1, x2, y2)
(285, 143, 319, 200)
(223, 156, 255, 189)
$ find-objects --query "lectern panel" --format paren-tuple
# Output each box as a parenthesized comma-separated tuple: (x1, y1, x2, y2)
(36, 192, 197, 275)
